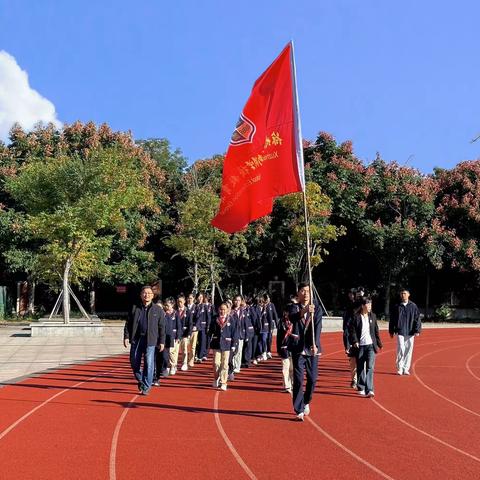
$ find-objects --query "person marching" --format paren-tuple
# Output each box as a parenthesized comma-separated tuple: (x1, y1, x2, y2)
(241, 296, 256, 368)
(256, 296, 270, 362)
(348, 297, 383, 397)
(208, 303, 239, 391)
(195, 292, 210, 362)
(177, 294, 192, 372)
(263, 294, 279, 359)
(230, 295, 245, 376)
(277, 308, 294, 394)
(123, 286, 166, 395)
(161, 297, 181, 377)
(342, 288, 358, 388)
(288, 282, 322, 421)
(389, 288, 421, 375)
(186, 293, 198, 368)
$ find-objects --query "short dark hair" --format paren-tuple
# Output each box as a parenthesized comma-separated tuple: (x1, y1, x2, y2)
(298, 282, 309, 291)
(141, 285, 153, 293)
(399, 288, 410, 293)
(359, 296, 372, 305)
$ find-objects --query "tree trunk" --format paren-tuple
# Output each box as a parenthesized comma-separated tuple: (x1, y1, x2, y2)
(89, 280, 96, 314)
(27, 279, 35, 315)
(384, 269, 392, 320)
(239, 278, 243, 296)
(425, 272, 430, 319)
(193, 259, 199, 294)
(63, 258, 73, 324)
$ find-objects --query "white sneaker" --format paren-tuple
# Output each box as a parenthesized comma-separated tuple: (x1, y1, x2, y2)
(234, 368, 240, 374)
(267, 352, 272, 359)
(403, 370, 410, 375)
(304, 404, 310, 416)
(262, 353, 267, 361)
(252, 360, 258, 365)
(220, 384, 227, 391)
(397, 370, 403, 375)
(358, 390, 366, 396)
(169, 367, 177, 376)
(296, 412, 304, 421)
(181, 364, 188, 371)
(367, 391, 375, 397)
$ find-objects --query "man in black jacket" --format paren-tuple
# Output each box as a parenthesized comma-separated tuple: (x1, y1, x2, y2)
(124, 286, 166, 395)
(288, 282, 322, 421)
(389, 288, 421, 375)
(348, 297, 382, 397)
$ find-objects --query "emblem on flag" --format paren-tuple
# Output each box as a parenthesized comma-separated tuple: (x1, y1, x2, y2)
(230, 113, 256, 145)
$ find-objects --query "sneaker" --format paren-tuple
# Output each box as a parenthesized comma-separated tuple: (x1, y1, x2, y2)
(284, 388, 292, 394)
(403, 370, 410, 376)
(212, 379, 219, 388)
(252, 360, 258, 365)
(367, 391, 375, 398)
(181, 364, 188, 371)
(161, 369, 169, 377)
(169, 367, 177, 376)
(304, 404, 310, 416)
(257, 356, 262, 362)
(397, 370, 403, 375)
(262, 353, 267, 361)
(153, 380, 160, 387)
(233, 368, 240, 374)
(220, 384, 227, 391)
(358, 390, 366, 396)
(140, 388, 149, 396)
(295, 412, 305, 422)
(267, 352, 273, 359)
(202, 356, 208, 361)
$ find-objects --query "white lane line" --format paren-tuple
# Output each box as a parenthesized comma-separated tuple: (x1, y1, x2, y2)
(466, 351, 480, 382)
(0, 368, 119, 442)
(306, 416, 396, 480)
(372, 399, 480, 463)
(413, 343, 480, 418)
(214, 391, 257, 480)
(109, 394, 139, 480)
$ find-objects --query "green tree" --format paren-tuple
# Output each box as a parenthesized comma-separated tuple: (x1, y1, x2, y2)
(6, 147, 154, 322)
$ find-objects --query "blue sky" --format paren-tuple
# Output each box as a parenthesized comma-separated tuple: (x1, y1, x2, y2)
(1, 0, 479, 173)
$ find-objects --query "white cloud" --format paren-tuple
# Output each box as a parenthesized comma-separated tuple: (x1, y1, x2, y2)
(0, 50, 61, 142)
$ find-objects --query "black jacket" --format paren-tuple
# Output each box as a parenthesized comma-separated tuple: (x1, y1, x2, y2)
(389, 301, 421, 336)
(287, 301, 323, 354)
(348, 312, 383, 353)
(124, 303, 166, 347)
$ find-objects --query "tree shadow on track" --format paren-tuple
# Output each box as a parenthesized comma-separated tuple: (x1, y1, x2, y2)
(92, 398, 291, 421)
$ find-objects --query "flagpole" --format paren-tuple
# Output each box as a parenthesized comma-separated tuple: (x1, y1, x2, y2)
(290, 41, 316, 351)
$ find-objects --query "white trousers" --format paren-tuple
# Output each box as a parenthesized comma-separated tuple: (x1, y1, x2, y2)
(282, 357, 293, 390)
(232, 339, 244, 372)
(396, 335, 415, 373)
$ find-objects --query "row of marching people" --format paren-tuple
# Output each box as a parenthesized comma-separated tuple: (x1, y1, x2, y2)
(124, 288, 280, 392)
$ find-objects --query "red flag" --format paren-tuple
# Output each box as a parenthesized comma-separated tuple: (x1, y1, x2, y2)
(211, 42, 304, 233)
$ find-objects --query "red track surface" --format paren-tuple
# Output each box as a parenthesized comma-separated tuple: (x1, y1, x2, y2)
(1, 329, 479, 479)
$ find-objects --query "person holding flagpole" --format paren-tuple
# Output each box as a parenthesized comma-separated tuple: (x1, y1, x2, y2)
(287, 282, 322, 421)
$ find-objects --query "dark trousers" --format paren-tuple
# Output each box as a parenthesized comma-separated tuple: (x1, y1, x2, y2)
(258, 332, 268, 356)
(197, 329, 208, 359)
(292, 352, 319, 414)
(357, 344, 376, 393)
(242, 336, 254, 365)
(267, 331, 273, 353)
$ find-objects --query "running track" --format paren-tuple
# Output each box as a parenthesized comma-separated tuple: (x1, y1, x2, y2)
(0, 329, 479, 479)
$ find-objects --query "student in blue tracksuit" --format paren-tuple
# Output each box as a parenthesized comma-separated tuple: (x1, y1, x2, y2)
(263, 294, 279, 359)
(288, 282, 323, 421)
(241, 296, 256, 368)
(257, 297, 271, 362)
(252, 297, 263, 364)
(229, 295, 245, 377)
(208, 303, 239, 391)
(161, 297, 181, 377)
(195, 292, 210, 362)
(277, 308, 294, 393)
(177, 294, 192, 372)
(186, 293, 198, 368)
